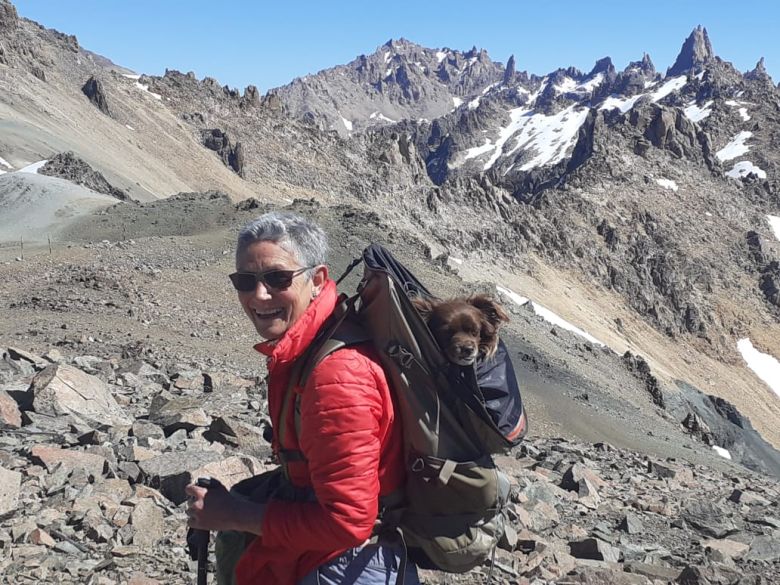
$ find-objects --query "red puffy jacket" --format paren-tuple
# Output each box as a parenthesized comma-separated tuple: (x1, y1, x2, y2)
(236, 278, 405, 585)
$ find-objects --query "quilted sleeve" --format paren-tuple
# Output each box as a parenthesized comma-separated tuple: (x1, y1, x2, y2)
(260, 347, 385, 551)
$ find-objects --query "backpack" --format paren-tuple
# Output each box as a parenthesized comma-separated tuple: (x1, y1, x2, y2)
(281, 243, 527, 573)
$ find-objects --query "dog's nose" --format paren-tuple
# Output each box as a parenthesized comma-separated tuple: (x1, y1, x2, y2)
(458, 344, 476, 358)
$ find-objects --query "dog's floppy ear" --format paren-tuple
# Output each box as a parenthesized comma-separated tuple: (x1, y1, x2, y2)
(469, 294, 510, 327)
(411, 295, 436, 321)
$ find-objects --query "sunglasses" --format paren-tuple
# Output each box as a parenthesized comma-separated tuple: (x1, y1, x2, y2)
(229, 266, 313, 292)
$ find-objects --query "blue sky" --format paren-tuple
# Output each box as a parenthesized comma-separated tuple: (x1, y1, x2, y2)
(13, 1, 780, 93)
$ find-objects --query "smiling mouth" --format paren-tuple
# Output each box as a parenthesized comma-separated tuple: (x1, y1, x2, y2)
(255, 308, 284, 319)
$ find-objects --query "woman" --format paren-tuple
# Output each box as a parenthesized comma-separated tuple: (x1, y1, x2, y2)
(185, 211, 419, 585)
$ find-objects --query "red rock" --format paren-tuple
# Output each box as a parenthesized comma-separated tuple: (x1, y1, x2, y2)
(30, 444, 107, 477)
(0, 390, 22, 428)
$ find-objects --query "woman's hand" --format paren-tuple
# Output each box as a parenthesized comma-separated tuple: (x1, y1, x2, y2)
(185, 482, 266, 535)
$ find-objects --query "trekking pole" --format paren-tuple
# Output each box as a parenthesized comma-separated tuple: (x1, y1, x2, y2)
(186, 477, 224, 585)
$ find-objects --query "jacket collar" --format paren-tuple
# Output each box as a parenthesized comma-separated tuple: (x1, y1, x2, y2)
(254, 279, 338, 364)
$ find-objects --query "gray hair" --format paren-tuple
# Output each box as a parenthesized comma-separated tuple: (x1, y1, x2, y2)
(236, 212, 328, 277)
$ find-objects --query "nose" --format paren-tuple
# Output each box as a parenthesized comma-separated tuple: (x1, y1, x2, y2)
(458, 343, 476, 357)
(248, 281, 272, 301)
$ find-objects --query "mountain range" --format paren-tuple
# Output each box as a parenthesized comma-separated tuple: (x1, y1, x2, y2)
(1, 1, 780, 580)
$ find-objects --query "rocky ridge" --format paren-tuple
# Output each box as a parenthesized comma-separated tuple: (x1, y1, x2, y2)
(1, 5, 780, 581)
(39, 152, 129, 200)
(1, 343, 779, 585)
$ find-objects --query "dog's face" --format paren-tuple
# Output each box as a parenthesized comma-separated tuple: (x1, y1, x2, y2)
(413, 294, 509, 366)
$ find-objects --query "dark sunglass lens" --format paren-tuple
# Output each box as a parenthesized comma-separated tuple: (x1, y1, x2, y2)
(262, 270, 295, 290)
(229, 273, 256, 292)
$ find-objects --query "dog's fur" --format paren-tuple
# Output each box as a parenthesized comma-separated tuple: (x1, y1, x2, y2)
(412, 294, 509, 366)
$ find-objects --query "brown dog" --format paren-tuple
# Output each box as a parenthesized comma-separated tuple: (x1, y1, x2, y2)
(412, 294, 509, 365)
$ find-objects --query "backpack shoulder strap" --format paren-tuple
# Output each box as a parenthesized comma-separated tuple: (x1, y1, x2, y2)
(277, 294, 372, 477)
(298, 304, 371, 387)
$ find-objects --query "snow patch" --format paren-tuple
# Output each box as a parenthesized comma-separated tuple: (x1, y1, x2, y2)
(18, 160, 48, 174)
(468, 97, 481, 110)
(0, 156, 12, 169)
(0, 170, 6, 175)
(460, 102, 588, 172)
(768, 215, 780, 240)
(473, 107, 530, 170)
(449, 257, 463, 265)
(341, 116, 353, 132)
(496, 285, 529, 307)
(600, 94, 642, 114)
(134, 82, 162, 100)
(461, 139, 496, 163)
(383, 51, 392, 64)
(505, 105, 590, 172)
(716, 131, 753, 162)
(578, 73, 604, 92)
(452, 97, 463, 109)
(724, 100, 752, 121)
(656, 178, 679, 191)
(122, 73, 141, 80)
(600, 76, 687, 114)
(530, 302, 606, 346)
(712, 446, 732, 460)
(369, 111, 395, 123)
(726, 161, 766, 180)
(436, 51, 447, 63)
(651, 76, 688, 101)
(737, 338, 780, 398)
(684, 100, 713, 122)
(497, 285, 605, 346)
(554, 77, 578, 94)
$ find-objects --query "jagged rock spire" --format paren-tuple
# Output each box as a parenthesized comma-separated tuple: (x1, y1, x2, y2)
(745, 57, 772, 83)
(639, 53, 656, 76)
(667, 26, 715, 76)
(504, 54, 516, 84)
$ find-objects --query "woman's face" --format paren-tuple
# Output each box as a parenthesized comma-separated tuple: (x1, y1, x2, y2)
(236, 240, 327, 340)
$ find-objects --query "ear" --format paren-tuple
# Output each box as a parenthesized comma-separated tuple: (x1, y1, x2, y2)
(411, 296, 436, 321)
(469, 294, 510, 327)
(311, 265, 328, 296)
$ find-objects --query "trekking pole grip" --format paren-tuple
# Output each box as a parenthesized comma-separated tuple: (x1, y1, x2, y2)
(193, 477, 224, 585)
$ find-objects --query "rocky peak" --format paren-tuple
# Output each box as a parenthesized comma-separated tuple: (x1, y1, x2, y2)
(0, 0, 18, 30)
(504, 54, 516, 84)
(667, 25, 715, 77)
(638, 53, 656, 76)
(745, 57, 773, 84)
(589, 57, 614, 77)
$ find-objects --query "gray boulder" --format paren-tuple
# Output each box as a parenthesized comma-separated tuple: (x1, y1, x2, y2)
(82, 76, 111, 116)
(138, 450, 221, 504)
(29, 364, 131, 428)
(39, 152, 128, 201)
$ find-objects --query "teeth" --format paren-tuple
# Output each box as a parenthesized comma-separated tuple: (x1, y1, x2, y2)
(255, 309, 282, 318)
